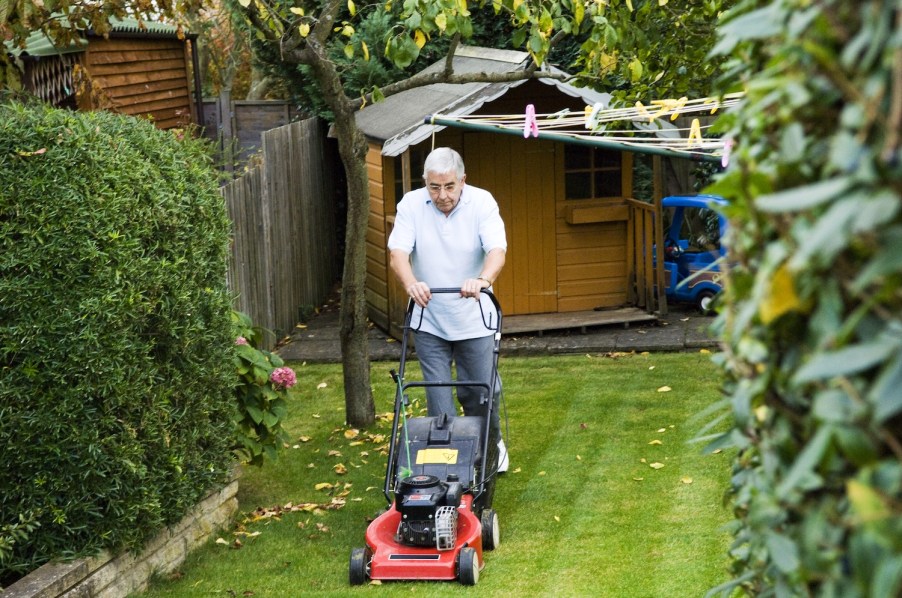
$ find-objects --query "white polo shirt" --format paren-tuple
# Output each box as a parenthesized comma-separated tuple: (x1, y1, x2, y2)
(388, 183, 507, 340)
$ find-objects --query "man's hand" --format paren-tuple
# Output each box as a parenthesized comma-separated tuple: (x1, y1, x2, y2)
(461, 277, 490, 299)
(407, 281, 432, 307)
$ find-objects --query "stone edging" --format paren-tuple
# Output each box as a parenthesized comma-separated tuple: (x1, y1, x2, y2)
(3, 477, 239, 598)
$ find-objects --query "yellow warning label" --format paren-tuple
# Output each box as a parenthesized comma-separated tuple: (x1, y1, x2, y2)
(416, 449, 459, 464)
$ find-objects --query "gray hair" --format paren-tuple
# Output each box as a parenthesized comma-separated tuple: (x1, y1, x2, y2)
(422, 147, 465, 180)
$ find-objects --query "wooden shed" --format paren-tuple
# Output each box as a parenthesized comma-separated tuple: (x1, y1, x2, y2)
(10, 18, 201, 130)
(357, 46, 664, 338)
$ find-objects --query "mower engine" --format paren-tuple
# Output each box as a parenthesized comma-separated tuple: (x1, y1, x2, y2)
(395, 474, 463, 550)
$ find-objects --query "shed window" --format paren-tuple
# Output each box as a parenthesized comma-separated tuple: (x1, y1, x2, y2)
(393, 147, 427, 206)
(564, 145, 622, 199)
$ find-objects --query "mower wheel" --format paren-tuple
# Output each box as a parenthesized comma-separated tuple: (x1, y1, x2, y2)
(349, 547, 370, 585)
(481, 509, 500, 550)
(458, 546, 480, 585)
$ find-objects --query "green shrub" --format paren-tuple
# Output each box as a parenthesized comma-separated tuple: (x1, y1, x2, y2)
(231, 310, 293, 466)
(705, 0, 902, 596)
(0, 101, 235, 585)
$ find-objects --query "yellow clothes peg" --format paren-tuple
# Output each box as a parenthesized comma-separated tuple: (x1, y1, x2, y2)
(687, 118, 703, 146)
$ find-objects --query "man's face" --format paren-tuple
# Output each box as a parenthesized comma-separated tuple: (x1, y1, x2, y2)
(426, 171, 465, 215)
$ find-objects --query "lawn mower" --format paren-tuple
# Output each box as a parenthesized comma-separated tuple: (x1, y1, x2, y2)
(349, 288, 505, 586)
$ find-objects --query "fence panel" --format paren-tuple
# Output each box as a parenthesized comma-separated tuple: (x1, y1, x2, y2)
(223, 118, 337, 348)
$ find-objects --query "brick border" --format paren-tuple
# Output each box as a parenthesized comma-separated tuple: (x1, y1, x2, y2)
(3, 476, 239, 598)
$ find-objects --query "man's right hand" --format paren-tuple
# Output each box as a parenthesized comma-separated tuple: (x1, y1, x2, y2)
(407, 281, 432, 308)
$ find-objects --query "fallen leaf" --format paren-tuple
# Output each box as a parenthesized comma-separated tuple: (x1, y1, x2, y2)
(579, 423, 588, 429)
(699, 349, 711, 354)
(681, 477, 693, 484)
(298, 436, 311, 442)
(349, 441, 364, 446)
(295, 324, 307, 329)
(712, 449, 723, 454)
(576, 455, 582, 461)
(317, 382, 328, 389)
(553, 515, 560, 522)
(333, 463, 348, 474)
(640, 458, 647, 463)
(311, 414, 321, 419)
(648, 439, 663, 445)
(316, 523, 330, 532)
(649, 462, 665, 469)
(344, 429, 360, 439)
(680, 317, 690, 322)
(513, 467, 522, 473)
(315, 482, 334, 491)
(328, 450, 342, 457)
(657, 386, 672, 392)
(657, 428, 667, 433)
(216, 537, 229, 545)
(538, 471, 546, 476)
(649, 365, 655, 370)
(370, 580, 382, 585)
(633, 477, 644, 481)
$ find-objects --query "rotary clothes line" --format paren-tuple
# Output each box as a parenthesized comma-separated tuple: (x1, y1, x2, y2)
(426, 92, 743, 165)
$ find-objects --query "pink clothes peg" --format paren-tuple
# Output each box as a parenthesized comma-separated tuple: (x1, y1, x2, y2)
(721, 138, 733, 168)
(524, 104, 539, 138)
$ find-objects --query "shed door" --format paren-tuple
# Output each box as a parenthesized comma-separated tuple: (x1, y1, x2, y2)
(464, 134, 557, 316)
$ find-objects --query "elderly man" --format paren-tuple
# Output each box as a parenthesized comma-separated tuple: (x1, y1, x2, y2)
(387, 147, 508, 472)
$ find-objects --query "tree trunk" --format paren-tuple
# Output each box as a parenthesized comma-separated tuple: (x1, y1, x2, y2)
(304, 46, 376, 428)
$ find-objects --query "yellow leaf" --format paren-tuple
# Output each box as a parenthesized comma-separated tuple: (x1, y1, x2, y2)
(344, 428, 359, 439)
(657, 428, 667, 433)
(847, 480, 890, 523)
(361, 41, 370, 61)
(317, 382, 327, 389)
(349, 441, 364, 446)
(633, 477, 644, 481)
(328, 450, 342, 457)
(215, 537, 229, 545)
(649, 462, 665, 469)
(626, 0, 633, 9)
(414, 30, 426, 49)
(759, 262, 802, 324)
(576, 454, 582, 461)
(334, 463, 348, 474)
(657, 386, 672, 392)
(658, 0, 668, 5)
(513, 467, 521, 473)
(299, 23, 310, 37)
(289, 6, 304, 15)
(298, 436, 311, 442)
(538, 471, 546, 476)
(314, 482, 333, 491)
(640, 458, 647, 463)
(681, 477, 693, 484)
(553, 515, 560, 522)
(347, 0, 356, 15)
(238, 0, 250, 6)
(435, 12, 447, 31)
(648, 439, 663, 445)
(341, 24, 354, 37)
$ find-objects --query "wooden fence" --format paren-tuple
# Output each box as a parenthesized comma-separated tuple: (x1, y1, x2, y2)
(224, 118, 338, 348)
(626, 197, 667, 315)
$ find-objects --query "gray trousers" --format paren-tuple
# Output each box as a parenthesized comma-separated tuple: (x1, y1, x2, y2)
(414, 331, 502, 438)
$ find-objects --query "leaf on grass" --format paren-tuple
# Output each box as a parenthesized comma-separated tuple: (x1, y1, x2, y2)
(553, 515, 560, 522)
(657, 428, 667, 433)
(333, 463, 348, 475)
(657, 386, 672, 392)
(699, 349, 711, 354)
(216, 537, 229, 545)
(328, 450, 342, 457)
(538, 471, 546, 476)
(640, 458, 647, 463)
(315, 482, 334, 491)
(649, 462, 665, 469)
(349, 441, 364, 447)
(648, 439, 663, 445)
(681, 477, 693, 484)
(580, 423, 588, 429)
(317, 382, 328, 389)
(633, 477, 644, 481)
(316, 522, 330, 533)
(344, 429, 360, 439)
(295, 323, 307, 329)
(369, 580, 382, 585)
(513, 467, 522, 473)
(311, 414, 321, 419)
(649, 366, 655, 370)
(576, 455, 582, 461)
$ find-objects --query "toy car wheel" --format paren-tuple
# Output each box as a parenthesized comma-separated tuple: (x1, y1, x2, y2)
(697, 290, 717, 314)
(458, 546, 480, 585)
(481, 508, 500, 551)
(349, 547, 370, 585)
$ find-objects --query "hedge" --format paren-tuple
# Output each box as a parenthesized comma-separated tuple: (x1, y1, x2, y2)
(705, 1, 902, 596)
(0, 100, 235, 586)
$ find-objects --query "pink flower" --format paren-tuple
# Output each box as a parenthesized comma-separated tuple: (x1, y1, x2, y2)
(235, 337, 249, 345)
(270, 367, 297, 390)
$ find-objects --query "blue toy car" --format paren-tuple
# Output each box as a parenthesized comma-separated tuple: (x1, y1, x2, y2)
(661, 194, 727, 313)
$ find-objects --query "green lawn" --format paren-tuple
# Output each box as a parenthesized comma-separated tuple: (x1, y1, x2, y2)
(139, 352, 732, 598)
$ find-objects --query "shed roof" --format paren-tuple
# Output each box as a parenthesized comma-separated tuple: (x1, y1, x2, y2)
(8, 17, 182, 58)
(355, 45, 611, 157)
